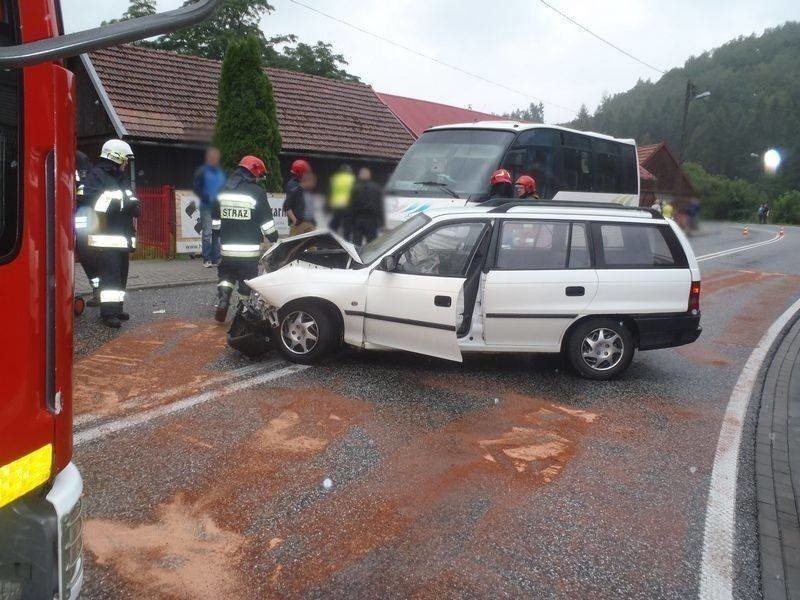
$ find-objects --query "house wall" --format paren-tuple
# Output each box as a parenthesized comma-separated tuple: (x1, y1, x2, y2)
(79, 141, 400, 195)
(642, 148, 697, 210)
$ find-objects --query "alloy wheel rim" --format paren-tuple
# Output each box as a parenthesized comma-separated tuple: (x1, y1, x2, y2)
(281, 311, 319, 355)
(581, 327, 624, 371)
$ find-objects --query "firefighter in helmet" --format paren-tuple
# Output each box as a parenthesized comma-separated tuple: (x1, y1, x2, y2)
(514, 175, 540, 200)
(81, 139, 138, 328)
(488, 169, 513, 199)
(213, 155, 279, 323)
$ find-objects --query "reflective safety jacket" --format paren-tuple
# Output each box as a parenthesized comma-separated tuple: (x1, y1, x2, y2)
(329, 170, 355, 210)
(81, 159, 139, 252)
(212, 167, 279, 258)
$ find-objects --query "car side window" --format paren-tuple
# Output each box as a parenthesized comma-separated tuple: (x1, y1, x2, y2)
(496, 221, 571, 270)
(594, 223, 686, 268)
(396, 222, 486, 277)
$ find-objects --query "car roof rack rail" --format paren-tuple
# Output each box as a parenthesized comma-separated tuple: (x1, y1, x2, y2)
(485, 199, 664, 219)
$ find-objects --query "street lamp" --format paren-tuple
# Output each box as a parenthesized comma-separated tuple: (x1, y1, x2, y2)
(679, 81, 711, 163)
(763, 148, 781, 174)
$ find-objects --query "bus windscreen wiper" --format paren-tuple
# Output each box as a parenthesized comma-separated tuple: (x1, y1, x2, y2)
(414, 181, 460, 198)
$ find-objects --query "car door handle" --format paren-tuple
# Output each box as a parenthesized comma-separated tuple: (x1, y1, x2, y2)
(565, 286, 585, 297)
(434, 295, 452, 307)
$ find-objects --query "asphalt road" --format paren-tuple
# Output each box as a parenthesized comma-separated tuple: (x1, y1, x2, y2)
(72, 222, 800, 599)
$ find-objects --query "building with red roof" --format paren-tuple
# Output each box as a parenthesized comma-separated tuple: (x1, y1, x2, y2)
(72, 44, 415, 188)
(377, 92, 506, 138)
(636, 142, 698, 210)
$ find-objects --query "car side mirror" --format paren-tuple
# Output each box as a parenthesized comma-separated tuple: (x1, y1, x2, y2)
(380, 255, 397, 272)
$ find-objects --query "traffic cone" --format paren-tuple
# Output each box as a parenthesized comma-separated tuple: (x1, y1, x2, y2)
(779, 227, 784, 237)
(742, 226, 749, 236)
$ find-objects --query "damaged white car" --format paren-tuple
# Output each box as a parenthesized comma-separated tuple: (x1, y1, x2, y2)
(230, 201, 702, 380)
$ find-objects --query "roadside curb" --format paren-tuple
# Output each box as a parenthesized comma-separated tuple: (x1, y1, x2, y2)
(754, 311, 800, 600)
(75, 276, 216, 296)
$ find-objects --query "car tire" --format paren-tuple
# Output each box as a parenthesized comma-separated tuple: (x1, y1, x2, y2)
(566, 318, 634, 380)
(275, 301, 338, 365)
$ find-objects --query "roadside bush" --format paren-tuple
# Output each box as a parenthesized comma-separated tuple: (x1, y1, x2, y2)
(684, 162, 764, 222)
(771, 190, 800, 224)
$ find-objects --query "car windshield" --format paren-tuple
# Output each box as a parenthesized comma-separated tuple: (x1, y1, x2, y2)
(358, 213, 431, 264)
(386, 129, 515, 199)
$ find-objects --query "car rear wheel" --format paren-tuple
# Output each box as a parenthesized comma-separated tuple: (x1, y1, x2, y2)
(566, 318, 634, 380)
(275, 302, 338, 364)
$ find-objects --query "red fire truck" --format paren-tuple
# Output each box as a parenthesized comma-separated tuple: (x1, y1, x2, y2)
(0, 2, 219, 598)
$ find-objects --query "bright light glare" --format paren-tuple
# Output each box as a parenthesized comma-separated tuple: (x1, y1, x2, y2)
(763, 149, 781, 174)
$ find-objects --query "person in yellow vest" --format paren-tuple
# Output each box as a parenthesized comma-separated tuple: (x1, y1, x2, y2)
(662, 201, 674, 219)
(328, 164, 356, 237)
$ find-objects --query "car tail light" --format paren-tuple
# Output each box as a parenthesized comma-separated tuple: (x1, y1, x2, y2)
(688, 281, 701, 315)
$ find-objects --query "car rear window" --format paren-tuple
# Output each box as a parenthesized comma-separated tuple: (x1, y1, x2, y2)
(593, 223, 687, 268)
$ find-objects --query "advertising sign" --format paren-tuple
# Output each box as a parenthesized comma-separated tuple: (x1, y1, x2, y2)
(174, 189, 291, 254)
(175, 189, 202, 254)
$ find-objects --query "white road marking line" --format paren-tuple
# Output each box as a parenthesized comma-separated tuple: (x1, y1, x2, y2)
(699, 296, 800, 599)
(697, 233, 783, 262)
(74, 364, 309, 446)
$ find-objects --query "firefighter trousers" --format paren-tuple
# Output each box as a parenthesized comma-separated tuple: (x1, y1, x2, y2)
(99, 249, 130, 317)
(76, 235, 102, 293)
(217, 257, 258, 298)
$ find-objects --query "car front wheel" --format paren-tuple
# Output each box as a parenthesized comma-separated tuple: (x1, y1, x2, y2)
(566, 318, 634, 380)
(275, 302, 338, 364)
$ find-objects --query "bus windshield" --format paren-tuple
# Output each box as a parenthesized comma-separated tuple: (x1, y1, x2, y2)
(386, 129, 515, 199)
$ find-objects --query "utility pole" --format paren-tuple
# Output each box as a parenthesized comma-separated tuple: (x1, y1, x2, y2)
(678, 80, 696, 165)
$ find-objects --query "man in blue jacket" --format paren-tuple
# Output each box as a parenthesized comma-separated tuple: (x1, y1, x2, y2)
(192, 146, 226, 267)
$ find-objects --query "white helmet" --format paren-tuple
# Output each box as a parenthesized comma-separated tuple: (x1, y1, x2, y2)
(100, 139, 134, 165)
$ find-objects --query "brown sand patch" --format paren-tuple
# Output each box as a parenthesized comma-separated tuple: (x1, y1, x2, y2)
(253, 410, 328, 453)
(261, 390, 599, 594)
(84, 495, 245, 599)
(74, 319, 226, 417)
(715, 274, 800, 348)
(675, 342, 732, 367)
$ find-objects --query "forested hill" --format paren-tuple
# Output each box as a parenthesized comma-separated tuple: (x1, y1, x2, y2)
(565, 21, 800, 190)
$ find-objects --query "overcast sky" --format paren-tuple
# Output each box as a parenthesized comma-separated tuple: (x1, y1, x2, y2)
(62, 0, 798, 123)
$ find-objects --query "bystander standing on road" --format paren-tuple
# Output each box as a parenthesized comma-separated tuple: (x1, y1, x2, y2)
(192, 147, 226, 268)
(349, 167, 384, 245)
(284, 159, 316, 236)
(329, 164, 355, 237)
(662, 200, 674, 219)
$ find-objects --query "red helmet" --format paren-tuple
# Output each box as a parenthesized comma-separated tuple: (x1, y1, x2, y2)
(239, 155, 267, 178)
(490, 169, 512, 185)
(290, 159, 311, 177)
(515, 175, 537, 195)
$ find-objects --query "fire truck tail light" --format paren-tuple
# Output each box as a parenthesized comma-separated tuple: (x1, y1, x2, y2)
(0, 444, 53, 509)
(689, 281, 701, 315)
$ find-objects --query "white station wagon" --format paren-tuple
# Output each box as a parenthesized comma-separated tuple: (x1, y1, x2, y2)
(234, 201, 702, 379)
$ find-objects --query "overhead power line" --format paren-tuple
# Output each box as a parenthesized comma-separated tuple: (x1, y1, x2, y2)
(538, 0, 666, 75)
(288, 0, 580, 117)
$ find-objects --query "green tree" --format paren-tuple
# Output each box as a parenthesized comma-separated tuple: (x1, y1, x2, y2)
(563, 22, 800, 196)
(213, 38, 283, 192)
(275, 42, 360, 82)
(102, 0, 156, 24)
(771, 190, 800, 224)
(148, 0, 359, 81)
(507, 102, 544, 123)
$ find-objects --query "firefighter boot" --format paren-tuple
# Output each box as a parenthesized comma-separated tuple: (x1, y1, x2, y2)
(117, 311, 130, 321)
(102, 315, 122, 328)
(215, 287, 233, 323)
(86, 287, 100, 307)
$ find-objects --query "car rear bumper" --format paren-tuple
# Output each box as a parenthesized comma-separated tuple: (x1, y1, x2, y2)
(634, 313, 702, 350)
(0, 462, 83, 600)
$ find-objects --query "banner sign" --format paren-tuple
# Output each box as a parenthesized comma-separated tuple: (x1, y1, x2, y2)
(174, 189, 291, 254)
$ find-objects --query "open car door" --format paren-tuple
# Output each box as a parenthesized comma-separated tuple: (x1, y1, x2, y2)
(360, 220, 490, 362)
(363, 271, 465, 362)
